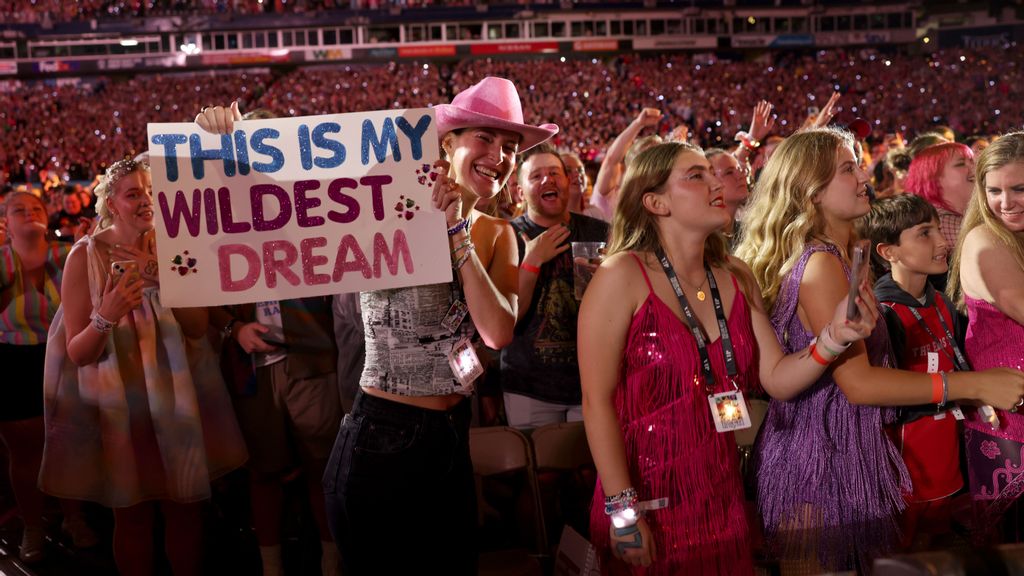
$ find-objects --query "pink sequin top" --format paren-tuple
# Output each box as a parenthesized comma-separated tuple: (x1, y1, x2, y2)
(589, 254, 757, 576)
(964, 295, 1024, 442)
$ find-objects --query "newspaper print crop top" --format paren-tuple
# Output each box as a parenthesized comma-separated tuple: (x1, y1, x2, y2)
(359, 280, 477, 397)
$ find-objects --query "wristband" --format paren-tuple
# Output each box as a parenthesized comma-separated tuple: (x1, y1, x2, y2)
(940, 372, 949, 408)
(817, 323, 850, 358)
(930, 373, 943, 404)
(519, 262, 541, 275)
(447, 219, 470, 236)
(610, 506, 639, 529)
(92, 312, 115, 334)
(809, 343, 832, 366)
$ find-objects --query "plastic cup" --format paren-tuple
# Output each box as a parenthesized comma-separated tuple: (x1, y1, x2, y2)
(571, 241, 605, 300)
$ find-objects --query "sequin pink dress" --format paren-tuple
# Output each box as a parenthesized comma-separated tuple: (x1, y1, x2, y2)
(963, 295, 1024, 537)
(589, 254, 756, 576)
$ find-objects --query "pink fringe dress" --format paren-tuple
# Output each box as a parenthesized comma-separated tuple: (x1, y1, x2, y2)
(589, 254, 756, 575)
(962, 295, 1024, 540)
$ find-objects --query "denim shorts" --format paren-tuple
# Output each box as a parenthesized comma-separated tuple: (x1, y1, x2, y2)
(323, 390, 476, 575)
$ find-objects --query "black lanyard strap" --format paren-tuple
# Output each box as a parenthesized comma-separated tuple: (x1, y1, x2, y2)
(654, 247, 738, 395)
(906, 300, 970, 372)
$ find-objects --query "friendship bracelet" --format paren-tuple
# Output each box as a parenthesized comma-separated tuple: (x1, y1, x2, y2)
(604, 487, 638, 515)
(930, 373, 944, 404)
(447, 219, 470, 236)
(92, 312, 115, 334)
(453, 245, 475, 270)
(519, 262, 541, 275)
(450, 237, 473, 257)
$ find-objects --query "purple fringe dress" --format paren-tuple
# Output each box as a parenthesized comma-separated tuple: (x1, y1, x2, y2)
(962, 295, 1024, 538)
(589, 255, 757, 576)
(755, 244, 910, 573)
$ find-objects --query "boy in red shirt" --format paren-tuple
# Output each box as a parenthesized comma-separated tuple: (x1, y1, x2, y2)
(860, 194, 968, 550)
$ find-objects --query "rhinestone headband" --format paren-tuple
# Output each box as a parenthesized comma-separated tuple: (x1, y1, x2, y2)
(95, 158, 149, 200)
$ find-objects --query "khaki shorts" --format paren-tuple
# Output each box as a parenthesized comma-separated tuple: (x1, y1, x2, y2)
(233, 360, 343, 477)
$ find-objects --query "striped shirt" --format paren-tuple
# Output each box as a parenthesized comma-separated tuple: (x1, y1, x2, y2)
(0, 242, 71, 345)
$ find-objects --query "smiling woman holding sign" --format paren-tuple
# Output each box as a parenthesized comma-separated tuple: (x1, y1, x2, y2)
(198, 76, 557, 574)
(40, 159, 248, 576)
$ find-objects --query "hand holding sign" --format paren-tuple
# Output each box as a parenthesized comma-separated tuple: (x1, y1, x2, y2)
(431, 159, 464, 228)
(148, 108, 452, 307)
(195, 101, 243, 135)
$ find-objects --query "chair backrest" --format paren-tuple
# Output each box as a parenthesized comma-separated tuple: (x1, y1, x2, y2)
(470, 426, 546, 555)
(531, 421, 593, 471)
(734, 398, 770, 447)
(470, 426, 534, 476)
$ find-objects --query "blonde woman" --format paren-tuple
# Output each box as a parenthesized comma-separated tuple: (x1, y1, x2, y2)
(579, 142, 877, 575)
(948, 132, 1024, 542)
(735, 127, 1024, 573)
(41, 159, 247, 576)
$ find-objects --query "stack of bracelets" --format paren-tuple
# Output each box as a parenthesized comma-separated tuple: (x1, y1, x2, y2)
(808, 323, 851, 366)
(448, 218, 474, 270)
(604, 487, 639, 529)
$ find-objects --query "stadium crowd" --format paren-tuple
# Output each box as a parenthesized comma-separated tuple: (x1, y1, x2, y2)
(3, 46, 1020, 184)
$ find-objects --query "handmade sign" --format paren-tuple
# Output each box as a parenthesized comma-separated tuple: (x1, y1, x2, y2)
(147, 108, 451, 307)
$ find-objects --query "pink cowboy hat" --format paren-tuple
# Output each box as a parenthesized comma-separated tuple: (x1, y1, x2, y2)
(434, 76, 558, 152)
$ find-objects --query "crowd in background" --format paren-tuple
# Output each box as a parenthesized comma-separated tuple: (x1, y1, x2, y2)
(3, 46, 1020, 185)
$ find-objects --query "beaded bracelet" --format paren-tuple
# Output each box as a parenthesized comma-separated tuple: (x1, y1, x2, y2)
(603, 487, 638, 515)
(92, 312, 115, 334)
(447, 219, 470, 236)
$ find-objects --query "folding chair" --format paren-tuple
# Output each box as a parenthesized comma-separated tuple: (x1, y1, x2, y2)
(470, 426, 545, 576)
(531, 421, 597, 555)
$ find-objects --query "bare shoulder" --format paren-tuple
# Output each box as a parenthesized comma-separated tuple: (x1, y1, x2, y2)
(472, 212, 512, 237)
(962, 225, 1001, 254)
(590, 251, 650, 304)
(803, 248, 847, 283)
(65, 241, 89, 271)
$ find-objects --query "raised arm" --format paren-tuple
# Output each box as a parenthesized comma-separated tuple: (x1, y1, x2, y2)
(459, 216, 519, 349)
(593, 108, 662, 203)
(734, 100, 774, 168)
(801, 251, 1024, 408)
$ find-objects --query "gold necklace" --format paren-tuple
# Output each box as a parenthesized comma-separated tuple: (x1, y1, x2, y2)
(679, 275, 709, 302)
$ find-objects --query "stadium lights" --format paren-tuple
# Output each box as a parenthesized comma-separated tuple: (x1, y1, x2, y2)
(120, 39, 139, 47)
(180, 42, 201, 55)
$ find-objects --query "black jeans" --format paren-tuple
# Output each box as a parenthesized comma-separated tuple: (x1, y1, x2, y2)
(323, 390, 477, 575)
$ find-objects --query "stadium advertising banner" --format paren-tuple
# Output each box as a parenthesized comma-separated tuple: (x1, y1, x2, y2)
(146, 108, 452, 307)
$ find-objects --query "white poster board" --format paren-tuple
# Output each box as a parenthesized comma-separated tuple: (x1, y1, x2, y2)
(147, 108, 451, 307)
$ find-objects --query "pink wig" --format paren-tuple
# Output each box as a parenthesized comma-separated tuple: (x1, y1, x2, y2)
(903, 142, 973, 212)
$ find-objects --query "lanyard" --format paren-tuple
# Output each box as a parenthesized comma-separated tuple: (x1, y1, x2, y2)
(655, 247, 738, 395)
(905, 299, 971, 372)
